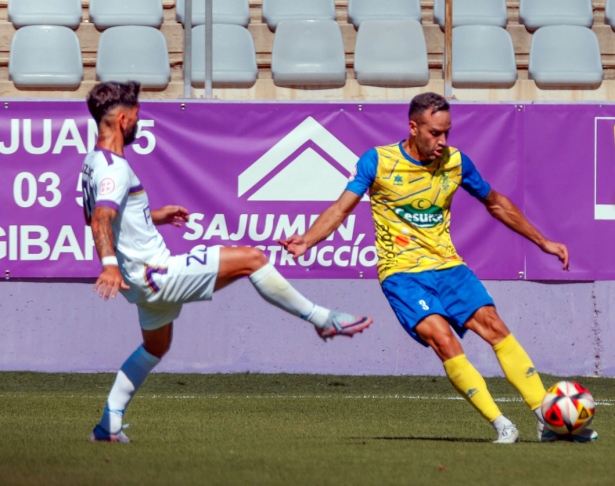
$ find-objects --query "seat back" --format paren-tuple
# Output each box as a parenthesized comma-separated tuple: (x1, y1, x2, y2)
(9, 25, 83, 87)
(520, 0, 593, 30)
(354, 20, 428, 86)
(8, 0, 82, 28)
(347, 0, 421, 28)
(89, 0, 163, 29)
(176, 0, 250, 27)
(271, 20, 345, 87)
(452, 25, 517, 87)
(262, 0, 335, 30)
(529, 25, 603, 87)
(433, 0, 507, 28)
(97, 26, 170, 89)
(191, 24, 257, 87)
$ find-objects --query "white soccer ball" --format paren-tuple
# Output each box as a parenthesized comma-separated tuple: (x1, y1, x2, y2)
(541, 381, 595, 435)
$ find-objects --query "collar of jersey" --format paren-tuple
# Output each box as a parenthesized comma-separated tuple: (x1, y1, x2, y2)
(94, 146, 125, 159)
(397, 141, 438, 168)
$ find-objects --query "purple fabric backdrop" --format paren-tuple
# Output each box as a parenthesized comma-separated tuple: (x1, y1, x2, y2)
(0, 101, 611, 280)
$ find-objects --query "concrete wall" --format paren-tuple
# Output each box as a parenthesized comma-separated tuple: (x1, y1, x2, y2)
(1, 279, 613, 377)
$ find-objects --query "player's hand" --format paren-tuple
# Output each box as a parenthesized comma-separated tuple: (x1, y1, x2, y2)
(151, 206, 189, 227)
(94, 265, 130, 300)
(278, 234, 308, 258)
(541, 240, 569, 271)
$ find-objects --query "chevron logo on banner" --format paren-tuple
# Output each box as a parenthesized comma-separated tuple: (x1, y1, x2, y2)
(237, 117, 367, 202)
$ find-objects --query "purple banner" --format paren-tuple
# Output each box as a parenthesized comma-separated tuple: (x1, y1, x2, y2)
(0, 101, 609, 280)
(524, 104, 615, 280)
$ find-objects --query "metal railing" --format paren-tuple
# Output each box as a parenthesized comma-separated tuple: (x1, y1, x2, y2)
(444, 0, 453, 98)
(183, 0, 213, 99)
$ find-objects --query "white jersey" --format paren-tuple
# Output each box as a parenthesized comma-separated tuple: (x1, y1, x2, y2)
(82, 148, 220, 327)
(81, 148, 170, 272)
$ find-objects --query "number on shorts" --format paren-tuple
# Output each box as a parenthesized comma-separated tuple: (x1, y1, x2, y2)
(186, 250, 207, 267)
(418, 300, 430, 310)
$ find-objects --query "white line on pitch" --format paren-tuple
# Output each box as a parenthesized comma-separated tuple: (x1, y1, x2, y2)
(1, 394, 613, 406)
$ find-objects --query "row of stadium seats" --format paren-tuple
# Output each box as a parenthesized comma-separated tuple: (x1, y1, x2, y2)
(7, 0, 615, 30)
(2, 0, 615, 97)
(10, 19, 604, 90)
(7, 4, 606, 91)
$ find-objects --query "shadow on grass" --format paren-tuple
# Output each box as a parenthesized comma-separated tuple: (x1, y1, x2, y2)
(349, 436, 492, 443)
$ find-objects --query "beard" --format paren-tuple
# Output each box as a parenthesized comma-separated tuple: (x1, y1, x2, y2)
(123, 123, 138, 146)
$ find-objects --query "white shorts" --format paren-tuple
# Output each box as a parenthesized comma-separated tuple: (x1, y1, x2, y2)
(121, 246, 221, 331)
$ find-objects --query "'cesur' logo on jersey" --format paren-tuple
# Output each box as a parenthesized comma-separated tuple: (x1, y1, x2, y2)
(393, 199, 444, 228)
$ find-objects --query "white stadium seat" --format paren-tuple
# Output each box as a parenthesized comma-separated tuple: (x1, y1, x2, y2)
(8, 0, 82, 29)
(10, 25, 83, 88)
(191, 24, 257, 87)
(271, 20, 345, 87)
(354, 20, 429, 87)
(347, 0, 422, 29)
(96, 26, 170, 89)
(89, 0, 163, 29)
(176, 0, 250, 27)
(529, 25, 603, 87)
(605, 0, 615, 28)
(452, 25, 517, 87)
(520, 0, 593, 30)
(262, 0, 335, 30)
(433, 0, 508, 28)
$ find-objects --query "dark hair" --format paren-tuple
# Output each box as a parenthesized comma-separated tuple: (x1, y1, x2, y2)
(86, 81, 141, 125)
(408, 92, 450, 121)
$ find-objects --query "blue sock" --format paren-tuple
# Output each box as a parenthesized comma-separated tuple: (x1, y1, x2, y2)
(99, 346, 160, 434)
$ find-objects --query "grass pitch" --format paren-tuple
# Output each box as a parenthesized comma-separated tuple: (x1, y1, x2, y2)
(0, 372, 613, 486)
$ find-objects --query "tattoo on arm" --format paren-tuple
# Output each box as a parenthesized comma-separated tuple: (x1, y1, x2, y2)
(92, 206, 118, 258)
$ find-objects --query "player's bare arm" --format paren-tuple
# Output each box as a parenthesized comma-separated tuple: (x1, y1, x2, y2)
(92, 205, 129, 299)
(279, 190, 361, 258)
(481, 189, 569, 270)
(151, 205, 189, 227)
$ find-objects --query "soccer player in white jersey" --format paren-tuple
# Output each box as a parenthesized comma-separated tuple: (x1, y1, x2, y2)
(83, 81, 373, 443)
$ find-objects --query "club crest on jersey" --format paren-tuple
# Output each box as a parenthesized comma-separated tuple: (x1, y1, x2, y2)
(99, 178, 115, 196)
(393, 199, 444, 228)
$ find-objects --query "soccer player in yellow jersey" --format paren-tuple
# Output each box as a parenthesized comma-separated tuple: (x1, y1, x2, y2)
(280, 92, 598, 443)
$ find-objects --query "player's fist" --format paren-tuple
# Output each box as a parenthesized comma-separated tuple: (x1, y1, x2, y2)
(278, 234, 308, 258)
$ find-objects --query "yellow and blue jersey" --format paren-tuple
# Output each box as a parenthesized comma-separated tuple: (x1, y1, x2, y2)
(346, 142, 491, 283)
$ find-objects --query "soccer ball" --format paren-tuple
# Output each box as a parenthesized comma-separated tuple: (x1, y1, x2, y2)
(541, 381, 595, 435)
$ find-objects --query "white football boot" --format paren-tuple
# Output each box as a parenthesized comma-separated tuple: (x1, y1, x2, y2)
(494, 424, 520, 444)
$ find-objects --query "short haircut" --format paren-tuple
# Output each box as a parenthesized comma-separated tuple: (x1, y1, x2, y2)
(408, 92, 450, 122)
(86, 81, 141, 125)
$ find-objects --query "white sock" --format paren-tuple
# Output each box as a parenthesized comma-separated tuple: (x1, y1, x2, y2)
(249, 263, 330, 328)
(534, 407, 545, 424)
(492, 414, 513, 432)
(99, 345, 160, 434)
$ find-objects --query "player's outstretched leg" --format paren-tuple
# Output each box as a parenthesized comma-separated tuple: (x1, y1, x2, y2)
(444, 354, 519, 444)
(215, 247, 373, 341)
(416, 315, 518, 444)
(90, 324, 172, 442)
(494, 334, 600, 443)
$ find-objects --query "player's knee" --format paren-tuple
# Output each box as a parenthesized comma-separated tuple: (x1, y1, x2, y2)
(244, 247, 269, 272)
(144, 341, 171, 359)
(430, 333, 461, 360)
(143, 326, 173, 358)
(475, 307, 509, 342)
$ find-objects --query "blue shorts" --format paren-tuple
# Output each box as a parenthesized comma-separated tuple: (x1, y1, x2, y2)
(381, 265, 495, 346)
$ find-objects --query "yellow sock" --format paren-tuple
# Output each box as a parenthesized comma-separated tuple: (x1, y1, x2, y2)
(443, 354, 502, 423)
(494, 334, 546, 410)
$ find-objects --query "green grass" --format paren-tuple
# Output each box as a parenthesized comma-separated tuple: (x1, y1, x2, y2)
(0, 373, 613, 485)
